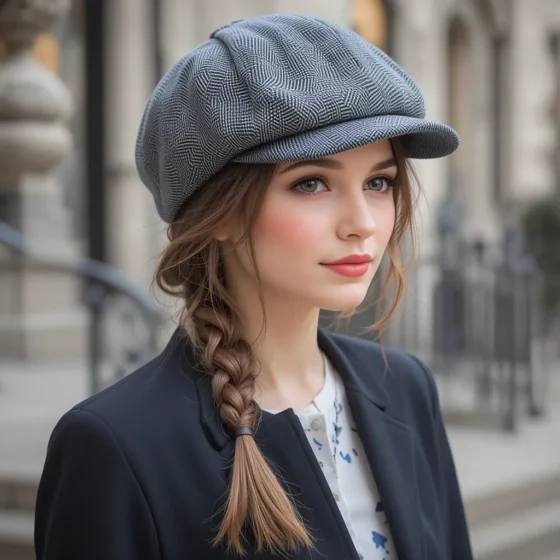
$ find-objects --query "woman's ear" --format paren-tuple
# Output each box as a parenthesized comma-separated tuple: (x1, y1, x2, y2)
(214, 221, 236, 242)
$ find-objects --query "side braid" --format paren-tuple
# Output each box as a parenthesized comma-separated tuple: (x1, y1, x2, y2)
(195, 306, 257, 436)
(192, 305, 313, 555)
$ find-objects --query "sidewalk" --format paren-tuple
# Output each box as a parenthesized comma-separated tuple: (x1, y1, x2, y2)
(446, 369, 560, 501)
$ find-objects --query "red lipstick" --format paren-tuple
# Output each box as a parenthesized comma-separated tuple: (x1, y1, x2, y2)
(321, 254, 373, 278)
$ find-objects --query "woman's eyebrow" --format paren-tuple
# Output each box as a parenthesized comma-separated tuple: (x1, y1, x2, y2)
(278, 156, 397, 174)
(369, 157, 397, 172)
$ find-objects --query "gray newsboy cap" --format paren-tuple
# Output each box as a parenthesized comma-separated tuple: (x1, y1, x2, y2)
(136, 13, 459, 223)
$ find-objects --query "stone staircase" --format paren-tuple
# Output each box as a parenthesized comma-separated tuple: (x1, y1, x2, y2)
(0, 363, 559, 559)
(0, 468, 559, 559)
(449, 369, 560, 560)
(468, 471, 560, 560)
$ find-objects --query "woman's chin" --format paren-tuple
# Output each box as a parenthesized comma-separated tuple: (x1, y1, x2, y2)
(311, 285, 370, 313)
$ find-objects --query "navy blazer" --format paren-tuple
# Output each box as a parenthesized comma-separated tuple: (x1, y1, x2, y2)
(34, 328, 473, 560)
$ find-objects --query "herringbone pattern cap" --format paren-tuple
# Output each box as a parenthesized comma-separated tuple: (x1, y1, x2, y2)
(136, 14, 459, 223)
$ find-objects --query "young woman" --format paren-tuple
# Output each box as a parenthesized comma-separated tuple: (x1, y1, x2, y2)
(34, 14, 473, 560)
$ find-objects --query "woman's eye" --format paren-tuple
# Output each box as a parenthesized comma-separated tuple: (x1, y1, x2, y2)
(367, 177, 393, 193)
(293, 178, 327, 195)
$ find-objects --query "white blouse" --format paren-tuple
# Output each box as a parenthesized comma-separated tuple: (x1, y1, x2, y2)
(266, 354, 398, 560)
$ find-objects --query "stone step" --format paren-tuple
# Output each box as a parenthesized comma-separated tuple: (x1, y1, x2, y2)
(471, 500, 560, 560)
(0, 510, 34, 560)
(1, 472, 559, 560)
(464, 469, 560, 559)
(465, 471, 560, 530)
(0, 478, 37, 513)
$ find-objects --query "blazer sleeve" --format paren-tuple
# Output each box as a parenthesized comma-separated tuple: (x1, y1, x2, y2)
(414, 356, 474, 560)
(34, 408, 160, 560)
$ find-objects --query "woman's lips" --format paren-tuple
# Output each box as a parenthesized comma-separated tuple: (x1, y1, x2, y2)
(321, 254, 373, 277)
(321, 262, 371, 277)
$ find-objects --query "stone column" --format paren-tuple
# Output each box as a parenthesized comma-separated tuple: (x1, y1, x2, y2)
(0, 0, 86, 360)
(271, 0, 350, 24)
(160, 0, 201, 67)
(508, 0, 556, 208)
(104, 0, 162, 290)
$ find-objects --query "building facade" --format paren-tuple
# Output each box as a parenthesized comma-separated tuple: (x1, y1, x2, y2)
(1, 0, 560, 359)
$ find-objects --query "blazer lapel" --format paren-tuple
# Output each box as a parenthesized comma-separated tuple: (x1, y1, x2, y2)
(253, 410, 361, 559)
(318, 328, 423, 560)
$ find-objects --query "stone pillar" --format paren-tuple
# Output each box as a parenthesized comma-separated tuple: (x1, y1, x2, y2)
(271, 0, 350, 24)
(160, 0, 201, 67)
(105, 0, 164, 290)
(508, 0, 556, 210)
(376, 0, 450, 354)
(0, 0, 87, 360)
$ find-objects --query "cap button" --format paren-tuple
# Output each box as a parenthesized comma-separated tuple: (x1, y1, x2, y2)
(209, 19, 245, 39)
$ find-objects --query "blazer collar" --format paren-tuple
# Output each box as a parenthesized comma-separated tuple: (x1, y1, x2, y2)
(316, 327, 389, 411)
(162, 329, 232, 451)
(168, 326, 390, 451)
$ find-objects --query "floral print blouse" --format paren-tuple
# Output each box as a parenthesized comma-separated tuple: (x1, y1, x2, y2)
(266, 354, 398, 560)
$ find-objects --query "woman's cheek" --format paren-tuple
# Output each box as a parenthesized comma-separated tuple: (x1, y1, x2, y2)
(257, 207, 320, 249)
(374, 205, 396, 245)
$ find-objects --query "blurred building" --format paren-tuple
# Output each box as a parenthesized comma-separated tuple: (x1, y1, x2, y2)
(2, 0, 560, 359)
(2, 5, 560, 560)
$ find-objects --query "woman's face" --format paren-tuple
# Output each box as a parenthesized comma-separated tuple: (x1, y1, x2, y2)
(223, 140, 398, 312)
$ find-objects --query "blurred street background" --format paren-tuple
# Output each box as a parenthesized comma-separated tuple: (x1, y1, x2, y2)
(1, 0, 560, 559)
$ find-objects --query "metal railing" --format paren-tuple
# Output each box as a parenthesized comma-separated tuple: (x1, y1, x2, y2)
(0, 220, 163, 394)
(321, 248, 556, 432)
(409, 256, 549, 432)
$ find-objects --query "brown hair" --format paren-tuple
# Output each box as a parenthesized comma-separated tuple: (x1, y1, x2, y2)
(154, 140, 418, 555)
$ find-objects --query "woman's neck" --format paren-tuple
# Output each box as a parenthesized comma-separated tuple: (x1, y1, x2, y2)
(236, 291, 326, 412)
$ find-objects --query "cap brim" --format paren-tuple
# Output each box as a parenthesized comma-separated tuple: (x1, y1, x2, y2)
(231, 114, 459, 164)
